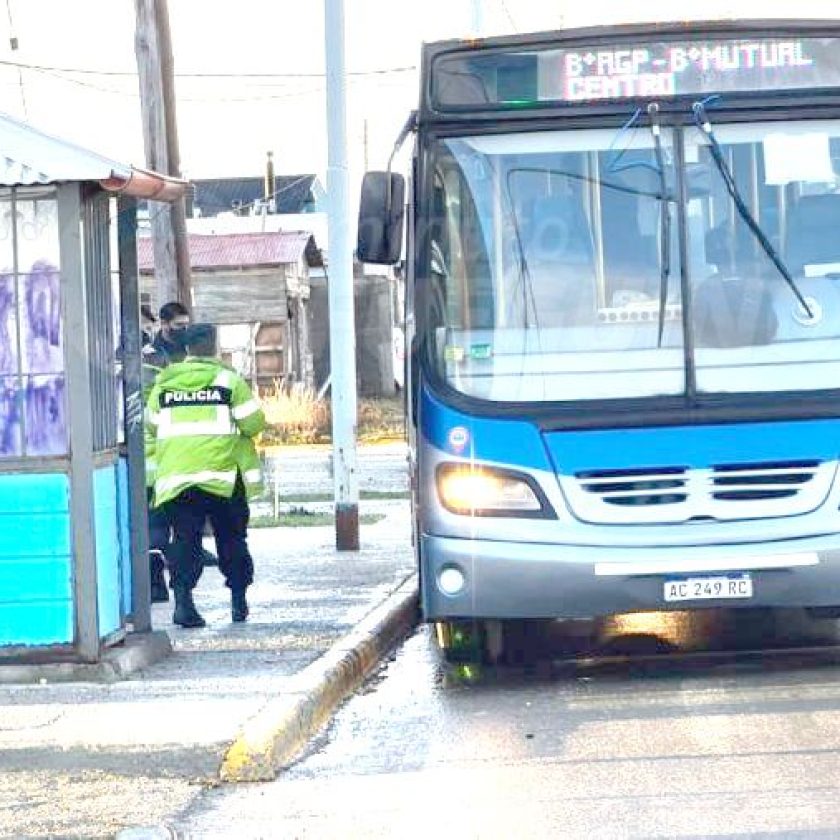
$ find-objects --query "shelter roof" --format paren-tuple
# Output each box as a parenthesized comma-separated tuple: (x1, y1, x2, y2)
(0, 111, 186, 200)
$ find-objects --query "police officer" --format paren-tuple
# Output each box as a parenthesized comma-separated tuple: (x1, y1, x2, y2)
(145, 323, 265, 628)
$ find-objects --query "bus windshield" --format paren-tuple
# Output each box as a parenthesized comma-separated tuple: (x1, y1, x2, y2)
(428, 117, 840, 403)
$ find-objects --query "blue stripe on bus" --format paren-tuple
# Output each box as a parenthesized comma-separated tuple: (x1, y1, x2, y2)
(420, 388, 552, 469)
(421, 388, 840, 474)
(543, 419, 840, 474)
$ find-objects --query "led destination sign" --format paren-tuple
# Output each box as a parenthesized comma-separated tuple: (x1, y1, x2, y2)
(432, 36, 840, 108)
(557, 39, 821, 101)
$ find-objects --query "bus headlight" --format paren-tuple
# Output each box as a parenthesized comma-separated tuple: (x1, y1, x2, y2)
(436, 463, 553, 518)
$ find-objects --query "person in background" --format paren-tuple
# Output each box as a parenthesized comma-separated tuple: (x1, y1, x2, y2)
(145, 324, 265, 628)
(140, 304, 158, 348)
(153, 300, 190, 364)
(141, 305, 177, 603)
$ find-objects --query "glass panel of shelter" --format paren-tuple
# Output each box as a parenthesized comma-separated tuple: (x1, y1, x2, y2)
(0, 187, 66, 457)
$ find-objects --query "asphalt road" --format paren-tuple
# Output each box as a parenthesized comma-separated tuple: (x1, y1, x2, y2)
(173, 608, 840, 839)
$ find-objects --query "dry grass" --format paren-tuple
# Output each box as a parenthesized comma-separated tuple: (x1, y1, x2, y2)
(260, 384, 404, 445)
(358, 396, 404, 442)
(261, 383, 331, 444)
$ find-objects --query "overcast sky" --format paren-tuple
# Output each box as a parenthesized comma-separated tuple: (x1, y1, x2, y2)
(2, 0, 839, 193)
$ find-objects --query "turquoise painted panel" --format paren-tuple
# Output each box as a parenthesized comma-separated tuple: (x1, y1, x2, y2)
(0, 473, 69, 513)
(116, 459, 132, 616)
(0, 513, 70, 556)
(0, 473, 74, 647)
(0, 602, 73, 646)
(0, 556, 72, 604)
(94, 466, 122, 637)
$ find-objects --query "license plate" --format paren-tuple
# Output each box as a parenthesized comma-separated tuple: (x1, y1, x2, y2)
(664, 575, 753, 602)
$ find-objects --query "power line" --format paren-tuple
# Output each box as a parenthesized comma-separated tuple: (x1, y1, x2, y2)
(0, 56, 416, 79)
(27, 66, 330, 102)
(4, 0, 27, 118)
(18, 64, 413, 103)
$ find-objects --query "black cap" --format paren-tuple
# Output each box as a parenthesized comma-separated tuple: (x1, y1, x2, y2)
(183, 322, 217, 350)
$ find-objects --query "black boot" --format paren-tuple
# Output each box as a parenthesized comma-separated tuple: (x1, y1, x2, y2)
(173, 587, 206, 628)
(149, 550, 169, 603)
(231, 589, 249, 623)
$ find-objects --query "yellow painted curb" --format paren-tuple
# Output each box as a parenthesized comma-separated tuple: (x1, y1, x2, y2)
(220, 578, 418, 783)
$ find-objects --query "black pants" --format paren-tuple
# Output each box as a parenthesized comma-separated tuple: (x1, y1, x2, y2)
(148, 489, 170, 586)
(162, 477, 254, 593)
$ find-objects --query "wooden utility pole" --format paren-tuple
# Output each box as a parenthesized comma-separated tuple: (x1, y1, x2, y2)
(134, 0, 192, 311)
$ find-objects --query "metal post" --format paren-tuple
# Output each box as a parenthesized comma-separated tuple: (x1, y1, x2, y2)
(324, 0, 359, 550)
(59, 183, 100, 662)
(117, 196, 152, 632)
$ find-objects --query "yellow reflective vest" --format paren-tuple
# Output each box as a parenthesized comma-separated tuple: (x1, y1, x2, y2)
(145, 356, 266, 507)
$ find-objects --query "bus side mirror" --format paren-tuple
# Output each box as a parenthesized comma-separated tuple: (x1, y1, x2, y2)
(357, 171, 405, 265)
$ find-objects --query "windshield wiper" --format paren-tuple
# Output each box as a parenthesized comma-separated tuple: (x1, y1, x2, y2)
(692, 101, 813, 319)
(648, 103, 672, 347)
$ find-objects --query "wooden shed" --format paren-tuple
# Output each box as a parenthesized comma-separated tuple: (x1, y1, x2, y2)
(138, 231, 320, 386)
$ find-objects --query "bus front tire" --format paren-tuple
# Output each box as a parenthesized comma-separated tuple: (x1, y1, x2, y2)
(434, 619, 506, 665)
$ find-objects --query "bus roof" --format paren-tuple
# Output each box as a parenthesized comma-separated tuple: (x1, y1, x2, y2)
(420, 19, 840, 121)
(422, 19, 840, 56)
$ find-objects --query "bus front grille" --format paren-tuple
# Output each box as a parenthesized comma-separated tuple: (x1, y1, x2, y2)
(563, 460, 834, 524)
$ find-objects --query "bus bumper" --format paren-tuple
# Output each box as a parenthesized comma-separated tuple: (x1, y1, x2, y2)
(420, 533, 840, 620)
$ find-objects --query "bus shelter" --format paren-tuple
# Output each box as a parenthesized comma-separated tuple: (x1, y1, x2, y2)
(0, 112, 186, 665)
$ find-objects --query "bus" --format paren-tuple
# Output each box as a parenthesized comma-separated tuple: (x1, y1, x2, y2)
(358, 19, 840, 663)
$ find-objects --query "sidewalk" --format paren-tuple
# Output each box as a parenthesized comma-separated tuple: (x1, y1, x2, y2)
(0, 495, 416, 839)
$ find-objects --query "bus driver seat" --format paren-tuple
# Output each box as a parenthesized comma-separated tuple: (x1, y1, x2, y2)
(785, 193, 840, 276)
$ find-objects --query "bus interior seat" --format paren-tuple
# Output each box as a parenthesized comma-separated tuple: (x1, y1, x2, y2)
(785, 193, 840, 274)
(526, 195, 596, 323)
(601, 188, 659, 302)
(528, 195, 595, 266)
(705, 222, 758, 275)
(698, 223, 778, 347)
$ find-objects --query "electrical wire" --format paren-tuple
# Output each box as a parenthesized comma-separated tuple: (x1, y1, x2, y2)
(4, 0, 26, 118)
(11, 64, 413, 103)
(0, 56, 416, 79)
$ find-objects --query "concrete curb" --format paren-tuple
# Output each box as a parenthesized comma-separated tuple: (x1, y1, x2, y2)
(0, 631, 172, 685)
(220, 575, 419, 783)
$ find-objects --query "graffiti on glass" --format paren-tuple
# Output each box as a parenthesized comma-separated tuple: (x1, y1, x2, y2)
(0, 259, 66, 456)
(0, 274, 15, 376)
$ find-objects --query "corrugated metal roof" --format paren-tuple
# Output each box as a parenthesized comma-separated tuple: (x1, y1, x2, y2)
(190, 174, 321, 216)
(0, 111, 132, 187)
(137, 231, 314, 271)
